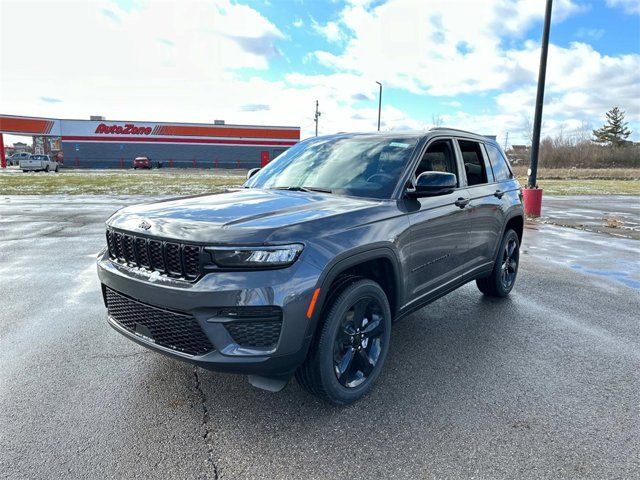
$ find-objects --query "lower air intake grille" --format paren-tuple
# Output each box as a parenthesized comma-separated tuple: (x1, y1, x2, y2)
(222, 307, 283, 349)
(105, 288, 214, 356)
(226, 321, 282, 348)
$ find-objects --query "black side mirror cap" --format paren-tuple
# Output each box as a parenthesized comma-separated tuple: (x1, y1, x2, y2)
(246, 168, 261, 180)
(406, 171, 457, 198)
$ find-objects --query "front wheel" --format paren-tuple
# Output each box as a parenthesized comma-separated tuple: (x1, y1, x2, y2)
(476, 228, 520, 297)
(54, 165, 59, 172)
(296, 278, 392, 405)
(44, 165, 49, 172)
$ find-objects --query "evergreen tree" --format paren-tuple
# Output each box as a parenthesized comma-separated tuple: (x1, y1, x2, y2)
(592, 107, 632, 146)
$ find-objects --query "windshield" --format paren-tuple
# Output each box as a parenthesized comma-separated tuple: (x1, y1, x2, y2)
(31, 155, 46, 160)
(244, 135, 420, 199)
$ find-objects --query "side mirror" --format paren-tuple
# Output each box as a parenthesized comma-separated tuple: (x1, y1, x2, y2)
(407, 171, 457, 198)
(247, 168, 261, 180)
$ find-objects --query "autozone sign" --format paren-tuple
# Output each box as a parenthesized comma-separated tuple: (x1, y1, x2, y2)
(95, 123, 152, 135)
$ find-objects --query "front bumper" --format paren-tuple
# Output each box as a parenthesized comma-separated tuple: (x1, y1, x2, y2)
(97, 251, 322, 376)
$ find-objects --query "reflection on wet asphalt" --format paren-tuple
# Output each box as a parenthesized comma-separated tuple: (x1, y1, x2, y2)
(524, 223, 640, 289)
(1, 195, 638, 479)
(541, 195, 640, 239)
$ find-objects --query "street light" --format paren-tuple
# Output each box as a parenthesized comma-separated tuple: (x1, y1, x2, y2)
(375, 81, 382, 131)
(524, 0, 553, 217)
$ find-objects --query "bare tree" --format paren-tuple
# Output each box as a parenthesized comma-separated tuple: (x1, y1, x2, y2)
(431, 114, 443, 129)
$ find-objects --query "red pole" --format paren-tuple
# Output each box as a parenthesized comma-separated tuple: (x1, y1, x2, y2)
(0, 133, 6, 169)
(214, 159, 219, 169)
(169, 159, 173, 168)
(120, 157, 124, 169)
(236, 159, 240, 168)
(75, 156, 79, 168)
(192, 158, 197, 168)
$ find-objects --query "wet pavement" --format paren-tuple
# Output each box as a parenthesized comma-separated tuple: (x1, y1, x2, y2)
(1, 195, 639, 479)
(540, 195, 640, 239)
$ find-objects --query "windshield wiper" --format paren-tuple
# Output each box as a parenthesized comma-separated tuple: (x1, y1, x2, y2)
(271, 186, 333, 194)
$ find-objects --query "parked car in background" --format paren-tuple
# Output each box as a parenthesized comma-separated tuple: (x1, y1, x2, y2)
(133, 156, 152, 169)
(20, 154, 59, 172)
(98, 128, 525, 405)
(8, 152, 31, 166)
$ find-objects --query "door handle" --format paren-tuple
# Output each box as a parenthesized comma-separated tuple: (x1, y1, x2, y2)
(455, 197, 470, 209)
(494, 189, 504, 199)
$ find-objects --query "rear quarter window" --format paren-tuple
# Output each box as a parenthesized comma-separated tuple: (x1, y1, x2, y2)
(485, 144, 513, 181)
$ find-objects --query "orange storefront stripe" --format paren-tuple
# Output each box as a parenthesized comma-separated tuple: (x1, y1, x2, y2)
(0, 117, 52, 134)
(156, 125, 300, 139)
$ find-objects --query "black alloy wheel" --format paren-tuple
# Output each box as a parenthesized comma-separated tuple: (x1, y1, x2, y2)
(501, 237, 519, 290)
(333, 296, 386, 388)
(476, 228, 520, 297)
(296, 278, 392, 405)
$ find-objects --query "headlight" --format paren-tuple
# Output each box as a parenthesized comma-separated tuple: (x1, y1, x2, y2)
(206, 244, 303, 268)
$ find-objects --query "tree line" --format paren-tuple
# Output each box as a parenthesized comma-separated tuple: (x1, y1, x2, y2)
(509, 107, 638, 169)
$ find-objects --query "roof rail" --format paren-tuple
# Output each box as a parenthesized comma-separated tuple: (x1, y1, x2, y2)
(429, 127, 481, 136)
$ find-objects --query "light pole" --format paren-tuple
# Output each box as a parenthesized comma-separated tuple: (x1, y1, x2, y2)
(376, 81, 382, 131)
(524, 0, 553, 217)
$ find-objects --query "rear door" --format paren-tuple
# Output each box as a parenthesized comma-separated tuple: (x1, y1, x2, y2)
(455, 139, 505, 274)
(405, 138, 471, 306)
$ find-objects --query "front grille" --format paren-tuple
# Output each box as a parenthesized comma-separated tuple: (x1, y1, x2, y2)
(221, 306, 283, 348)
(105, 288, 214, 356)
(106, 229, 202, 280)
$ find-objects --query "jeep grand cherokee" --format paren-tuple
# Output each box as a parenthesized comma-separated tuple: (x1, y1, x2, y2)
(97, 128, 524, 405)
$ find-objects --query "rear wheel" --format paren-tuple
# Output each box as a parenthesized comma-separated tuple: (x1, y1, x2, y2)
(296, 278, 392, 405)
(44, 165, 49, 172)
(54, 165, 59, 172)
(476, 228, 520, 297)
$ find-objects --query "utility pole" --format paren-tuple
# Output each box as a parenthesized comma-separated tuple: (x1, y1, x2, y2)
(504, 132, 509, 151)
(528, 0, 553, 188)
(376, 81, 382, 131)
(314, 100, 321, 137)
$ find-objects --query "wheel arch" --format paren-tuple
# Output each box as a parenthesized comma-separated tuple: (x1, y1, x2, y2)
(311, 246, 403, 329)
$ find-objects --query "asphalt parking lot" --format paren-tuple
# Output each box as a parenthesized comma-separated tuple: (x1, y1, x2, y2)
(1, 195, 639, 479)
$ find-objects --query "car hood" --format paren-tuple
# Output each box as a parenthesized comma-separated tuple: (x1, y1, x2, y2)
(106, 188, 383, 244)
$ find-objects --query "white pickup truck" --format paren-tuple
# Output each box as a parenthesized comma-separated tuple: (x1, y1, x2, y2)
(20, 154, 60, 172)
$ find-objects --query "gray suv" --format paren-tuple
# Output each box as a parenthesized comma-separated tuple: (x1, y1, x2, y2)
(97, 128, 524, 405)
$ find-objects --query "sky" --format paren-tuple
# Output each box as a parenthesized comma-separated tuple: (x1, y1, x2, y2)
(1, 0, 639, 146)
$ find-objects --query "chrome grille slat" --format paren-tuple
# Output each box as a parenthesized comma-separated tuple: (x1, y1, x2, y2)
(106, 229, 201, 280)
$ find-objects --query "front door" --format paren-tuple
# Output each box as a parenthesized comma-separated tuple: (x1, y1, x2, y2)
(405, 138, 470, 306)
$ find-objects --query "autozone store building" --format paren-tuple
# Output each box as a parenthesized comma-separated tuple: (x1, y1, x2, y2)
(0, 115, 300, 169)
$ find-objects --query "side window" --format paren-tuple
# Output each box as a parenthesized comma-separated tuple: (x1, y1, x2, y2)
(485, 144, 513, 181)
(414, 139, 458, 186)
(458, 140, 489, 186)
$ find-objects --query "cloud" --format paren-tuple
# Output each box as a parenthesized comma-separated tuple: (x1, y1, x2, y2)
(158, 38, 174, 46)
(293, 18, 304, 28)
(240, 104, 271, 112)
(311, 18, 345, 43)
(40, 97, 63, 103)
(100, 8, 120, 23)
(575, 28, 605, 40)
(227, 33, 283, 59)
(606, 0, 640, 15)
(351, 93, 372, 101)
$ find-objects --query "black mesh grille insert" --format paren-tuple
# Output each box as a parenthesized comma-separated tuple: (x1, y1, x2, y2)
(105, 229, 202, 280)
(183, 245, 201, 280)
(149, 240, 164, 272)
(165, 243, 182, 276)
(123, 235, 136, 264)
(135, 237, 150, 268)
(226, 321, 283, 348)
(220, 306, 283, 349)
(105, 288, 214, 356)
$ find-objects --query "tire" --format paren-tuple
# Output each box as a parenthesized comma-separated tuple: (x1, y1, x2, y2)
(54, 165, 59, 172)
(476, 228, 520, 297)
(296, 278, 392, 405)
(44, 165, 49, 172)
